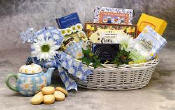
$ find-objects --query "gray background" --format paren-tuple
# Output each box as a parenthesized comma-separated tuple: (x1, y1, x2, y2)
(0, 0, 175, 110)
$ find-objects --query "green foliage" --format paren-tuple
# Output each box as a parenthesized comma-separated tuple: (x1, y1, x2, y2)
(80, 47, 133, 68)
(112, 49, 133, 66)
(80, 48, 102, 68)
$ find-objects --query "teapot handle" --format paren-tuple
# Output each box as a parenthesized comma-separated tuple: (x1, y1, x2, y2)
(5, 74, 18, 92)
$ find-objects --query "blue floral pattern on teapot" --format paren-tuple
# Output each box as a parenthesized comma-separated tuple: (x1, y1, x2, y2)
(5, 64, 54, 96)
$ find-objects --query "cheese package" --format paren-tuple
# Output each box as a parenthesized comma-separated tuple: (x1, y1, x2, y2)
(137, 13, 167, 35)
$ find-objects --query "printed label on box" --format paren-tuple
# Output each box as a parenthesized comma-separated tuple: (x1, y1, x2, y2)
(56, 13, 81, 29)
(85, 23, 137, 41)
(94, 6, 133, 25)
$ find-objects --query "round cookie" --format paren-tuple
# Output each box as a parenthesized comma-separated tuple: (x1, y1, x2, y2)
(55, 87, 68, 96)
(43, 95, 55, 104)
(31, 92, 44, 105)
(42, 86, 55, 95)
(54, 91, 65, 101)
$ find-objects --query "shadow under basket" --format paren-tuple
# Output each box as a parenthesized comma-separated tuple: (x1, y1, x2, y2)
(76, 59, 159, 90)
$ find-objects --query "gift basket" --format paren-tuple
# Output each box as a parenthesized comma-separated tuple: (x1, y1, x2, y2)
(75, 22, 163, 90)
(19, 9, 166, 92)
(4, 6, 169, 106)
(77, 59, 159, 90)
(5, 7, 168, 102)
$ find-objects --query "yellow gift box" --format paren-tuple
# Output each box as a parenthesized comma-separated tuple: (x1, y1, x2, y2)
(137, 13, 167, 35)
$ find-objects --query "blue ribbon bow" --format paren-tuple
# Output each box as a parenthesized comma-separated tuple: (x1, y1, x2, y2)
(21, 27, 93, 91)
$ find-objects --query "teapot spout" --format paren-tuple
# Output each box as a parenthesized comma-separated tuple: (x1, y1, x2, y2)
(45, 68, 55, 86)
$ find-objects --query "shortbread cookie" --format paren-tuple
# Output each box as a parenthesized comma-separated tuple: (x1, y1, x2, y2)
(55, 87, 68, 96)
(54, 91, 65, 101)
(43, 95, 55, 104)
(30, 92, 44, 105)
(42, 86, 55, 95)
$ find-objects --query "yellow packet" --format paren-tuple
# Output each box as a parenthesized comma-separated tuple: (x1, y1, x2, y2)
(137, 13, 167, 35)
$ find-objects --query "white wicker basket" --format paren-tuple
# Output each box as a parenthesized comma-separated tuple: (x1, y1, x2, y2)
(77, 59, 159, 90)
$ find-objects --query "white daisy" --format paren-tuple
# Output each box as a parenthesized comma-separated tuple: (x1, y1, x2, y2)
(71, 25, 77, 33)
(76, 71, 82, 78)
(116, 31, 135, 51)
(61, 29, 67, 36)
(75, 51, 83, 59)
(77, 31, 88, 41)
(68, 60, 72, 66)
(66, 28, 72, 35)
(73, 61, 80, 67)
(68, 67, 75, 74)
(20, 82, 33, 91)
(75, 23, 83, 31)
(31, 38, 60, 61)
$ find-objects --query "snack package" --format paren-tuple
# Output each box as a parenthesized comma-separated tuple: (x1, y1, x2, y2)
(137, 13, 167, 35)
(94, 6, 133, 25)
(56, 13, 81, 29)
(135, 26, 167, 59)
(59, 22, 88, 59)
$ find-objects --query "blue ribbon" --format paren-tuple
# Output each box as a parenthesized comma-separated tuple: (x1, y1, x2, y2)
(22, 27, 93, 91)
(30, 51, 92, 91)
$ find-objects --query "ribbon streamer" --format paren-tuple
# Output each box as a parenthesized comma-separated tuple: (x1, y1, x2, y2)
(30, 51, 92, 91)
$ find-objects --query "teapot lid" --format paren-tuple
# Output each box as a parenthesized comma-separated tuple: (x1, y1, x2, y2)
(19, 63, 42, 74)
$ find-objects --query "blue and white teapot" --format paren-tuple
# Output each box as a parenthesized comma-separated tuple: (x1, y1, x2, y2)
(5, 63, 54, 96)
